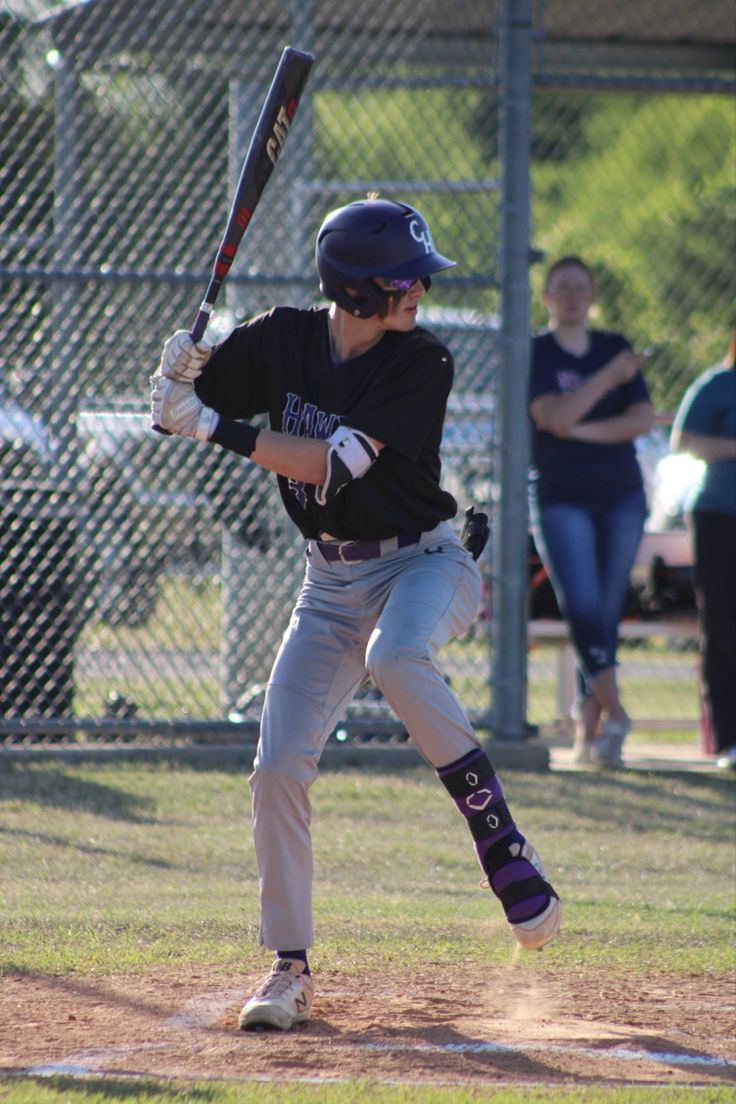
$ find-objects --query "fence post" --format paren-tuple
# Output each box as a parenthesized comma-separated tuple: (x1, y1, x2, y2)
(491, 0, 532, 740)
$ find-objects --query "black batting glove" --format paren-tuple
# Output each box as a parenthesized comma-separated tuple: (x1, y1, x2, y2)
(461, 505, 489, 561)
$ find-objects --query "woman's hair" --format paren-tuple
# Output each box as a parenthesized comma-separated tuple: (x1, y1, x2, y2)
(543, 255, 595, 293)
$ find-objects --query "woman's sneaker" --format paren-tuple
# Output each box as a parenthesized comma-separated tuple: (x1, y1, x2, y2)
(716, 746, 736, 771)
(592, 716, 631, 768)
(571, 735, 594, 766)
(238, 958, 314, 1031)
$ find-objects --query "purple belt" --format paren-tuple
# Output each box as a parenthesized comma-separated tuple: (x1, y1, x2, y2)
(314, 531, 421, 565)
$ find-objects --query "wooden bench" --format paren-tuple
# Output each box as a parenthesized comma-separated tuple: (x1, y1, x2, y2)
(527, 616, 700, 732)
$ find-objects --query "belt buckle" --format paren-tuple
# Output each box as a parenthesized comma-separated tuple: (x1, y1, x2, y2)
(337, 540, 363, 565)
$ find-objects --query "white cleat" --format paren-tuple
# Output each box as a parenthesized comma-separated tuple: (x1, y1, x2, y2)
(507, 840, 562, 951)
(510, 896, 562, 951)
(238, 958, 314, 1031)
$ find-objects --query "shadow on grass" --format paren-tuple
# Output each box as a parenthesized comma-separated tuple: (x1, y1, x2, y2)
(0, 765, 155, 822)
(0, 824, 181, 868)
(14, 1075, 217, 1100)
(501, 769, 736, 841)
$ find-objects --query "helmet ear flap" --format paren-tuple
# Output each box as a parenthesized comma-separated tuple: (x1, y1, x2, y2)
(320, 275, 388, 318)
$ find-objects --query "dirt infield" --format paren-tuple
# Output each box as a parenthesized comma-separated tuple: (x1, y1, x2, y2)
(2, 966, 734, 1089)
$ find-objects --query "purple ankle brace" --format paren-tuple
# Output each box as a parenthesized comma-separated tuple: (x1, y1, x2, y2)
(437, 748, 555, 923)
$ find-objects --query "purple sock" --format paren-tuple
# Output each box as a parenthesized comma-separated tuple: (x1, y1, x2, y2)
(276, 950, 310, 975)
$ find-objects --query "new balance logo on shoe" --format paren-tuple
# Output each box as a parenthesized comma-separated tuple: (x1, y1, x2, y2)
(238, 959, 315, 1032)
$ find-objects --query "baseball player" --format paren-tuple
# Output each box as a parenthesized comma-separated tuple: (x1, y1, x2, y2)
(151, 198, 561, 1032)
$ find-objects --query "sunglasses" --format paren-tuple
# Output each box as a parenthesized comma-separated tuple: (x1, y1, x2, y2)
(378, 276, 424, 292)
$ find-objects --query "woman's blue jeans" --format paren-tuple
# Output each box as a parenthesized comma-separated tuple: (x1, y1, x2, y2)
(531, 489, 647, 697)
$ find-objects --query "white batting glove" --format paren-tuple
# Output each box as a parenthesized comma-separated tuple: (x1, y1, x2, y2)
(150, 375, 219, 441)
(158, 330, 213, 382)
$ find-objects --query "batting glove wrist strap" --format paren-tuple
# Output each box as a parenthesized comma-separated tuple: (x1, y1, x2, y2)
(150, 375, 219, 441)
(210, 415, 261, 459)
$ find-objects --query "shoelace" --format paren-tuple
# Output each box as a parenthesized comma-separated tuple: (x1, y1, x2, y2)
(254, 969, 303, 1000)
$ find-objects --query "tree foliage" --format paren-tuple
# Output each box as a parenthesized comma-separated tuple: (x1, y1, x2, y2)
(317, 86, 735, 409)
(531, 93, 736, 409)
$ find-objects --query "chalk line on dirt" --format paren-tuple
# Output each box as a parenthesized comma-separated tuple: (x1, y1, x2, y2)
(363, 1038, 735, 1069)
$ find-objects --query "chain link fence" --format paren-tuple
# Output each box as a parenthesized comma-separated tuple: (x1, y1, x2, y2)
(1, 1, 734, 743)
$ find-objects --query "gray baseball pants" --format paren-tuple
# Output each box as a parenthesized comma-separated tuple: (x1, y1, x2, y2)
(249, 521, 483, 949)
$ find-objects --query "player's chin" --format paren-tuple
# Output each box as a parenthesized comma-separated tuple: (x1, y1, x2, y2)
(394, 307, 419, 330)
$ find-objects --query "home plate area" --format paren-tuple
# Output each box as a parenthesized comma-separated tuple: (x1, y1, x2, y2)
(2, 967, 734, 1089)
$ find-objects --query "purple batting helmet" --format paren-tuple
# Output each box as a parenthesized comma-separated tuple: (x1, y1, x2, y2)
(315, 198, 456, 318)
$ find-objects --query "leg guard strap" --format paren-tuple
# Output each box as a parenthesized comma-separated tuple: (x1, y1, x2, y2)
(467, 798, 514, 843)
(437, 750, 506, 829)
(438, 750, 496, 799)
(494, 874, 554, 912)
(482, 834, 559, 916)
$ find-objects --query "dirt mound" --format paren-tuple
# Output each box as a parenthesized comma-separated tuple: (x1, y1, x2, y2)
(1, 967, 733, 1089)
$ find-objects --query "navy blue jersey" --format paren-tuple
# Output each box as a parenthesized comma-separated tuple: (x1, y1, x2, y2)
(195, 306, 458, 540)
(529, 329, 650, 508)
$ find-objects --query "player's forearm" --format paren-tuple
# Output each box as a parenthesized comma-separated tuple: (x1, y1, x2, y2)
(251, 428, 328, 483)
(670, 428, 736, 464)
(530, 364, 621, 436)
(567, 403, 654, 444)
(209, 416, 327, 481)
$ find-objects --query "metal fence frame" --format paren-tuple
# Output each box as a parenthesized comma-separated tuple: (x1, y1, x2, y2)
(2, 1, 734, 743)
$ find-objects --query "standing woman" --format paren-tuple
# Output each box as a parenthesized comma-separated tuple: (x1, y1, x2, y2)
(529, 256, 654, 766)
(670, 330, 736, 769)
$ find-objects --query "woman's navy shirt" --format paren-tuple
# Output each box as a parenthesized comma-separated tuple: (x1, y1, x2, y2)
(529, 329, 650, 509)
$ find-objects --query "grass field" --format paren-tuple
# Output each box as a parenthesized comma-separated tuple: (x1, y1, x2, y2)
(0, 758, 733, 1101)
(0, 1079, 734, 1103)
(2, 1080, 734, 1103)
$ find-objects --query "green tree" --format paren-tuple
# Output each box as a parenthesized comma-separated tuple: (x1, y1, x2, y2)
(531, 93, 736, 409)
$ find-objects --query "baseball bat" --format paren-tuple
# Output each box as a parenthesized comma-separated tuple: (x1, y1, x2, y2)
(153, 45, 314, 432)
(190, 46, 314, 342)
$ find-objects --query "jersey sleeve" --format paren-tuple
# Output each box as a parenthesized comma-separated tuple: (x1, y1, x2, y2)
(346, 339, 454, 461)
(194, 310, 274, 418)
